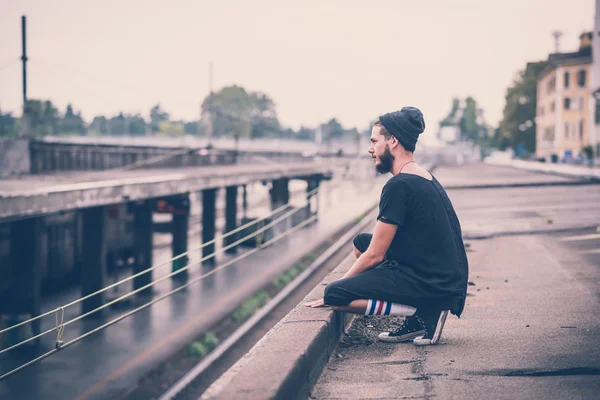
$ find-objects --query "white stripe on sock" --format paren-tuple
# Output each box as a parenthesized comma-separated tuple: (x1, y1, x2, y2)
(390, 303, 417, 316)
(365, 299, 373, 315)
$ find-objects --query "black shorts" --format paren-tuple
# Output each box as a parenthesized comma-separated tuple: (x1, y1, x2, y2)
(324, 233, 433, 309)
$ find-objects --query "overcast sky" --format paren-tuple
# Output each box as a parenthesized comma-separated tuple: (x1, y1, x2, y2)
(0, 0, 594, 134)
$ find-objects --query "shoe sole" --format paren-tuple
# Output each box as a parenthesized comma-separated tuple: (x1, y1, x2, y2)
(413, 310, 449, 346)
(378, 330, 425, 343)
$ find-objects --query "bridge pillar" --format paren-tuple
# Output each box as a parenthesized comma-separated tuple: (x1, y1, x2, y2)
(242, 184, 248, 219)
(224, 186, 238, 255)
(133, 200, 154, 295)
(8, 217, 43, 343)
(81, 207, 107, 315)
(171, 195, 190, 278)
(202, 188, 217, 266)
(270, 178, 290, 238)
(306, 177, 320, 223)
(270, 178, 290, 209)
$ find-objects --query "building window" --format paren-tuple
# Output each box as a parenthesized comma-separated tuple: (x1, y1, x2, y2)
(596, 99, 600, 124)
(564, 71, 570, 88)
(564, 97, 571, 110)
(550, 101, 555, 112)
(564, 122, 569, 138)
(577, 69, 586, 87)
(548, 76, 556, 94)
(579, 96, 584, 110)
(540, 106, 544, 116)
(579, 119, 584, 140)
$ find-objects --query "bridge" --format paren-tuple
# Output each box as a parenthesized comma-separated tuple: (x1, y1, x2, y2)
(0, 138, 332, 351)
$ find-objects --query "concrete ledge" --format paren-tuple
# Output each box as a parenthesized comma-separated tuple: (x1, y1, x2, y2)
(485, 158, 600, 180)
(0, 162, 330, 221)
(201, 252, 355, 400)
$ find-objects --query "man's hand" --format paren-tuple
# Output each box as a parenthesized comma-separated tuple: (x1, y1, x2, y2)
(304, 298, 326, 308)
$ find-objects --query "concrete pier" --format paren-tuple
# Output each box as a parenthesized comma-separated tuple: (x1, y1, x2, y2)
(202, 189, 217, 266)
(81, 207, 107, 315)
(133, 201, 154, 295)
(224, 186, 238, 255)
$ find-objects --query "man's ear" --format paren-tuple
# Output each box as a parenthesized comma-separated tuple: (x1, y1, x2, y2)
(388, 135, 399, 150)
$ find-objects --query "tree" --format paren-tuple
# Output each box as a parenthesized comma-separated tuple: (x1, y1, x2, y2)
(249, 92, 279, 138)
(440, 98, 461, 127)
(24, 99, 59, 136)
(0, 108, 18, 137)
(295, 126, 315, 141)
(108, 113, 129, 135)
(150, 104, 170, 134)
(321, 118, 345, 141)
(61, 104, 86, 135)
(459, 97, 480, 142)
(438, 97, 488, 145)
(184, 121, 200, 135)
(128, 114, 147, 135)
(90, 116, 108, 134)
(499, 61, 548, 155)
(200, 85, 280, 139)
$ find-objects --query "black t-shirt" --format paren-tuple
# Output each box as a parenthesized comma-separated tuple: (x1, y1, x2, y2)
(377, 173, 469, 316)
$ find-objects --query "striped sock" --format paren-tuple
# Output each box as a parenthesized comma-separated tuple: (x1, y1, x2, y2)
(365, 300, 417, 316)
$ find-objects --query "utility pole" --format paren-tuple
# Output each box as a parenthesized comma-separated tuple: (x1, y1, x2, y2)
(20, 15, 28, 137)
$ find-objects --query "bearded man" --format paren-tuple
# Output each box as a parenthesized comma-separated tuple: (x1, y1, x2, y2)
(305, 107, 468, 345)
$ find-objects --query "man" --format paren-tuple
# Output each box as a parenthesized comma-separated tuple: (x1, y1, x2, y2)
(305, 106, 468, 346)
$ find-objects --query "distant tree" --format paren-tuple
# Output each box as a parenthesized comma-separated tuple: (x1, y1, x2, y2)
(322, 118, 345, 141)
(249, 92, 280, 138)
(296, 126, 315, 141)
(201, 86, 253, 138)
(150, 104, 170, 134)
(0, 108, 18, 137)
(158, 121, 185, 136)
(499, 61, 548, 155)
(184, 121, 200, 135)
(200, 86, 280, 139)
(24, 99, 59, 136)
(90, 113, 147, 136)
(279, 127, 295, 139)
(61, 104, 86, 135)
(438, 97, 488, 145)
(459, 97, 480, 142)
(90, 116, 108, 134)
(128, 114, 147, 135)
(439, 98, 461, 127)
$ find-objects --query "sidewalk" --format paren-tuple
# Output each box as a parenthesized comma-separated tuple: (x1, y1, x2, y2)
(484, 157, 600, 180)
(311, 234, 600, 399)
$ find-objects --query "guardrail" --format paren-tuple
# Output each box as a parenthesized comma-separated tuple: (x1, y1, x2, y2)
(28, 140, 314, 174)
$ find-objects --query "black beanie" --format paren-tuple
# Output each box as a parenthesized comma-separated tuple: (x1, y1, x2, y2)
(378, 106, 425, 152)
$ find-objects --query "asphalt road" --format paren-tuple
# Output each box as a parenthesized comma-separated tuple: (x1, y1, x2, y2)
(312, 163, 600, 400)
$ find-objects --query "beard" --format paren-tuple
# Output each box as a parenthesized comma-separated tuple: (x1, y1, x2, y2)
(375, 146, 394, 174)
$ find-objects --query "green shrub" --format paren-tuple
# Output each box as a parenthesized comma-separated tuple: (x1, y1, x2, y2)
(188, 341, 207, 357)
(232, 290, 270, 322)
(202, 332, 219, 350)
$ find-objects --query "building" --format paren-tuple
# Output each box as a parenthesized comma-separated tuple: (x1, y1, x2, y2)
(536, 33, 593, 162)
(591, 0, 600, 162)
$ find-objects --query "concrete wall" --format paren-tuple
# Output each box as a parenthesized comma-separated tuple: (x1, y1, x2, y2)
(0, 139, 30, 177)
